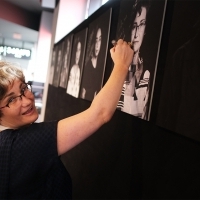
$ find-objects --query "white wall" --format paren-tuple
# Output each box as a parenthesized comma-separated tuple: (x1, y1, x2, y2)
(40, 5, 59, 122)
(34, 11, 53, 83)
(55, 0, 88, 43)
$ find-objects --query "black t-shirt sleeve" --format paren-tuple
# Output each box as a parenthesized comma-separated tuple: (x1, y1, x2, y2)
(9, 121, 60, 198)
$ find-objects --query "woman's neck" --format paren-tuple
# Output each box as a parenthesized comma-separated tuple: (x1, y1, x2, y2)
(132, 51, 143, 70)
(91, 56, 97, 68)
(133, 51, 139, 65)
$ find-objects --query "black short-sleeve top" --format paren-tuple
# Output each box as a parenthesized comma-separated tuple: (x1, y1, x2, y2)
(0, 121, 72, 199)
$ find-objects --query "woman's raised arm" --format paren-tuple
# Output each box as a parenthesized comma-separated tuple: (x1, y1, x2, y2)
(57, 39, 134, 155)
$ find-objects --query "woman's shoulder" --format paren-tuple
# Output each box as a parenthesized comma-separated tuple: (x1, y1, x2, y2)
(25, 121, 59, 133)
(7, 121, 59, 151)
(0, 128, 16, 140)
(0, 121, 58, 139)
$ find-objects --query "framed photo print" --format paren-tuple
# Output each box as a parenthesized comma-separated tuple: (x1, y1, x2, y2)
(115, 0, 166, 121)
(52, 41, 64, 87)
(156, 0, 200, 142)
(80, 8, 112, 101)
(49, 45, 57, 85)
(66, 28, 88, 98)
(59, 34, 73, 88)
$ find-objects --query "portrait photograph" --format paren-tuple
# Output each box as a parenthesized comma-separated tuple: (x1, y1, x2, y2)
(66, 28, 87, 98)
(49, 45, 57, 85)
(80, 8, 112, 101)
(115, 0, 166, 121)
(156, 0, 200, 142)
(59, 34, 73, 88)
(52, 41, 64, 87)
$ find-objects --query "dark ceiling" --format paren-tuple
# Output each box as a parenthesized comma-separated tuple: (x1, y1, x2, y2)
(5, 0, 43, 14)
(0, 0, 50, 44)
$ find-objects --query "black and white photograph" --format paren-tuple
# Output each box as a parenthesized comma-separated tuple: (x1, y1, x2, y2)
(59, 34, 73, 88)
(52, 41, 64, 87)
(80, 8, 112, 101)
(49, 45, 57, 85)
(66, 28, 87, 98)
(116, 0, 166, 120)
(157, 0, 200, 142)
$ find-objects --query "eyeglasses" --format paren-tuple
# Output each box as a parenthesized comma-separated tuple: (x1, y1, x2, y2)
(0, 83, 32, 109)
(132, 22, 146, 33)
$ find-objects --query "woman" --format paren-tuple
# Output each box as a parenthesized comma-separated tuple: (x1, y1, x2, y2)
(81, 27, 102, 100)
(0, 39, 133, 199)
(59, 38, 71, 88)
(117, 0, 150, 120)
(66, 39, 81, 98)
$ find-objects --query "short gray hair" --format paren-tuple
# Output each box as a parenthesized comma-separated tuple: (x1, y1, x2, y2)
(0, 61, 25, 101)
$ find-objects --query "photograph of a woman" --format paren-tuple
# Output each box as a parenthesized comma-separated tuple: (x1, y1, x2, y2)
(59, 35, 73, 88)
(80, 9, 112, 101)
(66, 28, 87, 98)
(49, 45, 57, 85)
(52, 42, 64, 87)
(116, 0, 166, 120)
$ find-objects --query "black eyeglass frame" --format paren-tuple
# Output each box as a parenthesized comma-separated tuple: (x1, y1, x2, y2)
(0, 83, 32, 109)
(132, 21, 146, 33)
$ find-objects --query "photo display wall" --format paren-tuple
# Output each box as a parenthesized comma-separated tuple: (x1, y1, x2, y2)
(49, 0, 167, 121)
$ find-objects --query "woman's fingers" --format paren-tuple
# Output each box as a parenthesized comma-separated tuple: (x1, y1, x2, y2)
(112, 39, 133, 49)
(110, 38, 134, 70)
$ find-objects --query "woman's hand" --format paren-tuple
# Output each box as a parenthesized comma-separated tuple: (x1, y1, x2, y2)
(110, 39, 134, 71)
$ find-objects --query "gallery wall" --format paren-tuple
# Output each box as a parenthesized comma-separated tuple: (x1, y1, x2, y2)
(45, 0, 200, 199)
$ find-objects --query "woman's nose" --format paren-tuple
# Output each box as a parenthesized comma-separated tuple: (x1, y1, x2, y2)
(134, 28, 138, 39)
(21, 95, 32, 106)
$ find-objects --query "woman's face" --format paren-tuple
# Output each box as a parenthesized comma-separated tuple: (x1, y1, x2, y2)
(131, 6, 147, 53)
(94, 28, 102, 57)
(0, 79, 38, 129)
(75, 42, 81, 64)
